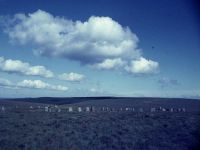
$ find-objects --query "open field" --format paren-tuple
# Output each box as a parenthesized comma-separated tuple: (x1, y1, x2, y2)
(0, 97, 200, 150)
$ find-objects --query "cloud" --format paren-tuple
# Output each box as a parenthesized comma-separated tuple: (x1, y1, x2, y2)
(90, 88, 97, 92)
(158, 77, 179, 88)
(0, 78, 68, 91)
(0, 78, 13, 88)
(94, 58, 126, 70)
(0, 78, 19, 89)
(2, 10, 159, 74)
(17, 79, 68, 91)
(125, 57, 159, 74)
(58, 72, 85, 82)
(0, 57, 54, 78)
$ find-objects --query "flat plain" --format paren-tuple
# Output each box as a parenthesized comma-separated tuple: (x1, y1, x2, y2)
(0, 97, 200, 150)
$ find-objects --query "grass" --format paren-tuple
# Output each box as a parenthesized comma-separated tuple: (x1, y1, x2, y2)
(0, 109, 199, 150)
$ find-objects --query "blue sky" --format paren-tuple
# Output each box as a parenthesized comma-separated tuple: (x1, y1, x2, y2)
(0, 0, 199, 98)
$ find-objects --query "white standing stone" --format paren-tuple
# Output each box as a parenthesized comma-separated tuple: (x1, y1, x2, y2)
(68, 107, 73, 112)
(86, 107, 90, 112)
(45, 106, 49, 112)
(78, 107, 82, 112)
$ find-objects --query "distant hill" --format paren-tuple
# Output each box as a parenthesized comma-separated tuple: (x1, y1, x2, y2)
(2, 97, 114, 105)
(1, 97, 200, 112)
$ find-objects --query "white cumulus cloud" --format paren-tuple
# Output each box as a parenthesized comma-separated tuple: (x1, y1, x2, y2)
(125, 57, 159, 74)
(0, 78, 68, 91)
(0, 56, 54, 78)
(17, 79, 68, 91)
(2, 10, 159, 74)
(94, 58, 126, 70)
(58, 72, 85, 82)
(4, 10, 140, 63)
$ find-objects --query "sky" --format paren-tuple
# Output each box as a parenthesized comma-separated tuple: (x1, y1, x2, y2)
(0, 0, 199, 98)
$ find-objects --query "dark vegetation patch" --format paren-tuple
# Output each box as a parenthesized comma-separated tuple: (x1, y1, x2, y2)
(0, 98, 200, 149)
(0, 111, 199, 150)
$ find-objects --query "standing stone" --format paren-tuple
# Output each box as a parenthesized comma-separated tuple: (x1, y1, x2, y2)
(1, 106, 5, 112)
(91, 106, 95, 112)
(132, 108, 135, 112)
(78, 107, 82, 112)
(45, 106, 49, 112)
(68, 107, 73, 112)
(85, 106, 90, 112)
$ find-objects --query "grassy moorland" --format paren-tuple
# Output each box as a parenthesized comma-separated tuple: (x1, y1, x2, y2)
(0, 98, 200, 150)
